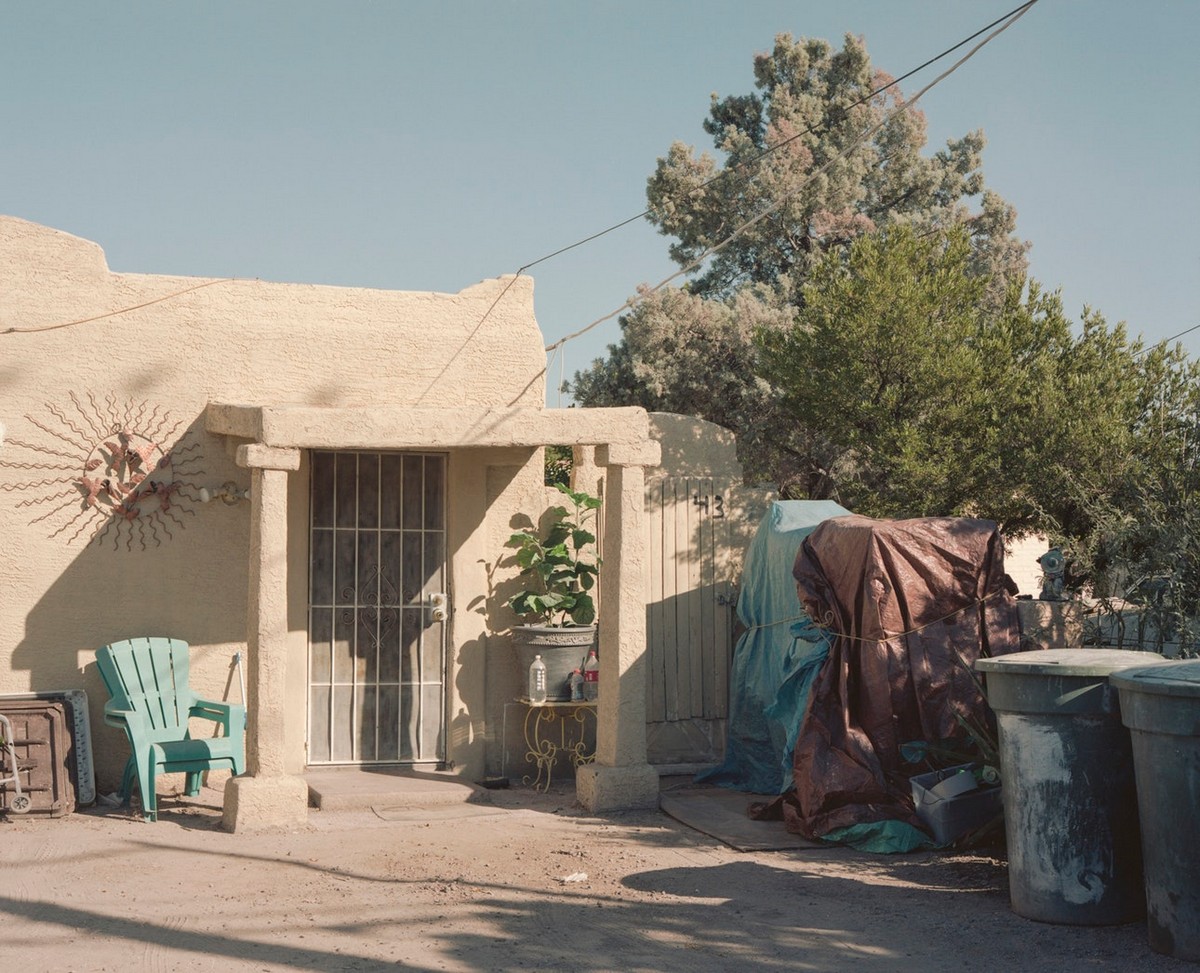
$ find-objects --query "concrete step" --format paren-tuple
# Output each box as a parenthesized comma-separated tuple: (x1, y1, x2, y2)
(305, 767, 494, 812)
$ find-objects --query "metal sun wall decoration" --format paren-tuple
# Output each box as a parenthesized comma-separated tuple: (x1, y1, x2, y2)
(0, 393, 206, 551)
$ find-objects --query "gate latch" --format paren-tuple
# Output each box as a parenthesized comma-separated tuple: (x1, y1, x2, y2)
(428, 592, 448, 622)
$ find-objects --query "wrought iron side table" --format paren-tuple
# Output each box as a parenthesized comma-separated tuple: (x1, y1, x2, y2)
(503, 698, 597, 791)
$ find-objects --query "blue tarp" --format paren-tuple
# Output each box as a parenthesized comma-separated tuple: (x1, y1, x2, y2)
(698, 500, 850, 794)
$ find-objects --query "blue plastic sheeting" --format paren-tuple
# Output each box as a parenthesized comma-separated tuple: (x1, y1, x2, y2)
(822, 820, 934, 854)
(698, 500, 850, 794)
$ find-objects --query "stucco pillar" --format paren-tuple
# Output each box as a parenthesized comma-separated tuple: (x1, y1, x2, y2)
(576, 440, 662, 811)
(223, 443, 308, 832)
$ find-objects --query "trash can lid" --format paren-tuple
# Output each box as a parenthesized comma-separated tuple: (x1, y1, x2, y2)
(975, 647, 1171, 677)
(1110, 659, 1200, 698)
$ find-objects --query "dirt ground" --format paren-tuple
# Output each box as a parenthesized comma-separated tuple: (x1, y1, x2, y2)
(0, 780, 1186, 973)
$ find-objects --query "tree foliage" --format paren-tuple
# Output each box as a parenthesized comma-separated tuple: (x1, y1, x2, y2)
(570, 32, 1028, 481)
(756, 225, 1200, 543)
(1077, 436, 1200, 655)
(569, 31, 1200, 637)
(1049, 339, 1200, 652)
(758, 225, 987, 516)
(568, 285, 797, 484)
(644, 32, 1027, 304)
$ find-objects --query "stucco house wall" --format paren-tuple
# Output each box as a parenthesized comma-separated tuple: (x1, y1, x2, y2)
(1005, 533, 1050, 597)
(0, 216, 555, 792)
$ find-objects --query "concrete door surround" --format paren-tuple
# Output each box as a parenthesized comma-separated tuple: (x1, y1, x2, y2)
(205, 402, 662, 830)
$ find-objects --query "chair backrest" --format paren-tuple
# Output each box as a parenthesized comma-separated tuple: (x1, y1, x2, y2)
(96, 637, 197, 735)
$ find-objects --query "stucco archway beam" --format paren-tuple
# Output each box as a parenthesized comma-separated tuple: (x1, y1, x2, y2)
(205, 403, 650, 450)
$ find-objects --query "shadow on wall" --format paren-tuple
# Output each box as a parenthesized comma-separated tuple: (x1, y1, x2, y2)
(459, 480, 541, 780)
(644, 581, 734, 767)
(4, 412, 250, 790)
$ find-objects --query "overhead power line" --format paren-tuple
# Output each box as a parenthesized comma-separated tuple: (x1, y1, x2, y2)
(1161, 322, 1200, 346)
(522, 0, 1039, 278)
(463, 0, 1040, 350)
(5, 2, 1041, 353)
(544, 0, 1039, 356)
(1134, 322, 1200, 357)
(2, 278, 241, 336)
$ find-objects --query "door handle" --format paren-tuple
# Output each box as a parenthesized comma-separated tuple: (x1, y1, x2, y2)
(428, 592, 448, 622)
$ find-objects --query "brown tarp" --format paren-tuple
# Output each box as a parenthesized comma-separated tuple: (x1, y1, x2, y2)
(770, 515, 1020, 839)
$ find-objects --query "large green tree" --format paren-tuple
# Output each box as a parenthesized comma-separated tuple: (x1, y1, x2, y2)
(571, 29, 1200, 635)
(570, 33, 1028, 482)
(1044, 326, 1200, 648)
(755, 224, 1200, 542)
(757, 225, 987, 517)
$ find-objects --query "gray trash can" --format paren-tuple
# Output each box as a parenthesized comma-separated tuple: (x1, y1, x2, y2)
(975, 648, 1170, 925)
(1110, 660, 1200, 961)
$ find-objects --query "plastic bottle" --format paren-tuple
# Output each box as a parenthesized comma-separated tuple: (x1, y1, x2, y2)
(582, 648, 599, 701)
(569, 668, 585, 702)
(528, 654, 547, 704)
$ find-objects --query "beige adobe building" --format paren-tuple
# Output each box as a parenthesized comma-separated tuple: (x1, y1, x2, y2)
(0, 216, 661, 829)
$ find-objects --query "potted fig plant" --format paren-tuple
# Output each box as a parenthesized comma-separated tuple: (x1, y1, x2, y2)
(506, 482, 601, 700)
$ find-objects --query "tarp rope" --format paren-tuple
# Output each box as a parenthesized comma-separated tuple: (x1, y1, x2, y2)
(744, 588, 1007, 641)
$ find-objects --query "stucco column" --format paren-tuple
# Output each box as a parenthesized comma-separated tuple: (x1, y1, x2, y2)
(223, 442, 309, 832)
(576, 440, 662, 811)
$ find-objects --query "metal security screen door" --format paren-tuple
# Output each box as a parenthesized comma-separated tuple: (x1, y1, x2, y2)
(308, 451, 447, 765)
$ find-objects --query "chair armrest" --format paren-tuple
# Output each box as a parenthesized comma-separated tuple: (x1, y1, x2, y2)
(189, 697, 246, 734)
(102, 704, 150, 745)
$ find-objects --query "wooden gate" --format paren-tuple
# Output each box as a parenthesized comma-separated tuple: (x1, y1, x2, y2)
(573, 415, 771, 768)
(644, 474, 741, 764)
(642, 415, 771, 767)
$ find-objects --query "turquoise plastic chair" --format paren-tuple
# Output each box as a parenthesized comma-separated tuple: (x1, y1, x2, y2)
(96, 637, 245, 821)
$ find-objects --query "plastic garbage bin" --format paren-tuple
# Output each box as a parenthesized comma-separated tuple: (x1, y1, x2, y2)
(975, 648, 1170, 925)
(1110, 660, 1200, 961)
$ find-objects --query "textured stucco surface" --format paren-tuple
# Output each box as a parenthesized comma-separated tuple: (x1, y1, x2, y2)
(0, 216, 560, 794)
(647, 412, 743, 477)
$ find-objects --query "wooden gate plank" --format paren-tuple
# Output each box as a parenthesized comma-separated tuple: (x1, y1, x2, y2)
(662, 477, 681, 722)
(711, 476, 733, 721)
(686, 475, 700, 719)
(699, 476, 717, 720)
(646, 477, 666, 724)
(685, 476, 704, 720)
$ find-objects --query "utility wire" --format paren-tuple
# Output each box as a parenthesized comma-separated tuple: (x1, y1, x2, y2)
(1125, 321, 1200, 361)
(545, 0, 1038, 355)
(523, 0, 1038, 277)
(5, 3, 1038, 345)
(469, 0, 1040, 344)
(2, 277, 241, 335)
(1157, 322, 1200, 348)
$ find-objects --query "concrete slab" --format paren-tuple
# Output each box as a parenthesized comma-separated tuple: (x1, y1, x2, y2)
(305, 767, 494, 812)
(369, 803, 508, 823)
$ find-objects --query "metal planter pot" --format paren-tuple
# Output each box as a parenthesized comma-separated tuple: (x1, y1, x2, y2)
(511, 625, 596, 701)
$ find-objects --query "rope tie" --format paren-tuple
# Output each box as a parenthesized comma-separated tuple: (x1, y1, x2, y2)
(742, 588, 1006, 642)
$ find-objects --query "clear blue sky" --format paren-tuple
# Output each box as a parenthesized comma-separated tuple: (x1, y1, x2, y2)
(4, 2, 1197, 402)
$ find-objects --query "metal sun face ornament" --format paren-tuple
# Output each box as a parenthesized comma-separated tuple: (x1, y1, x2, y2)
(0, 394, 205, 550)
